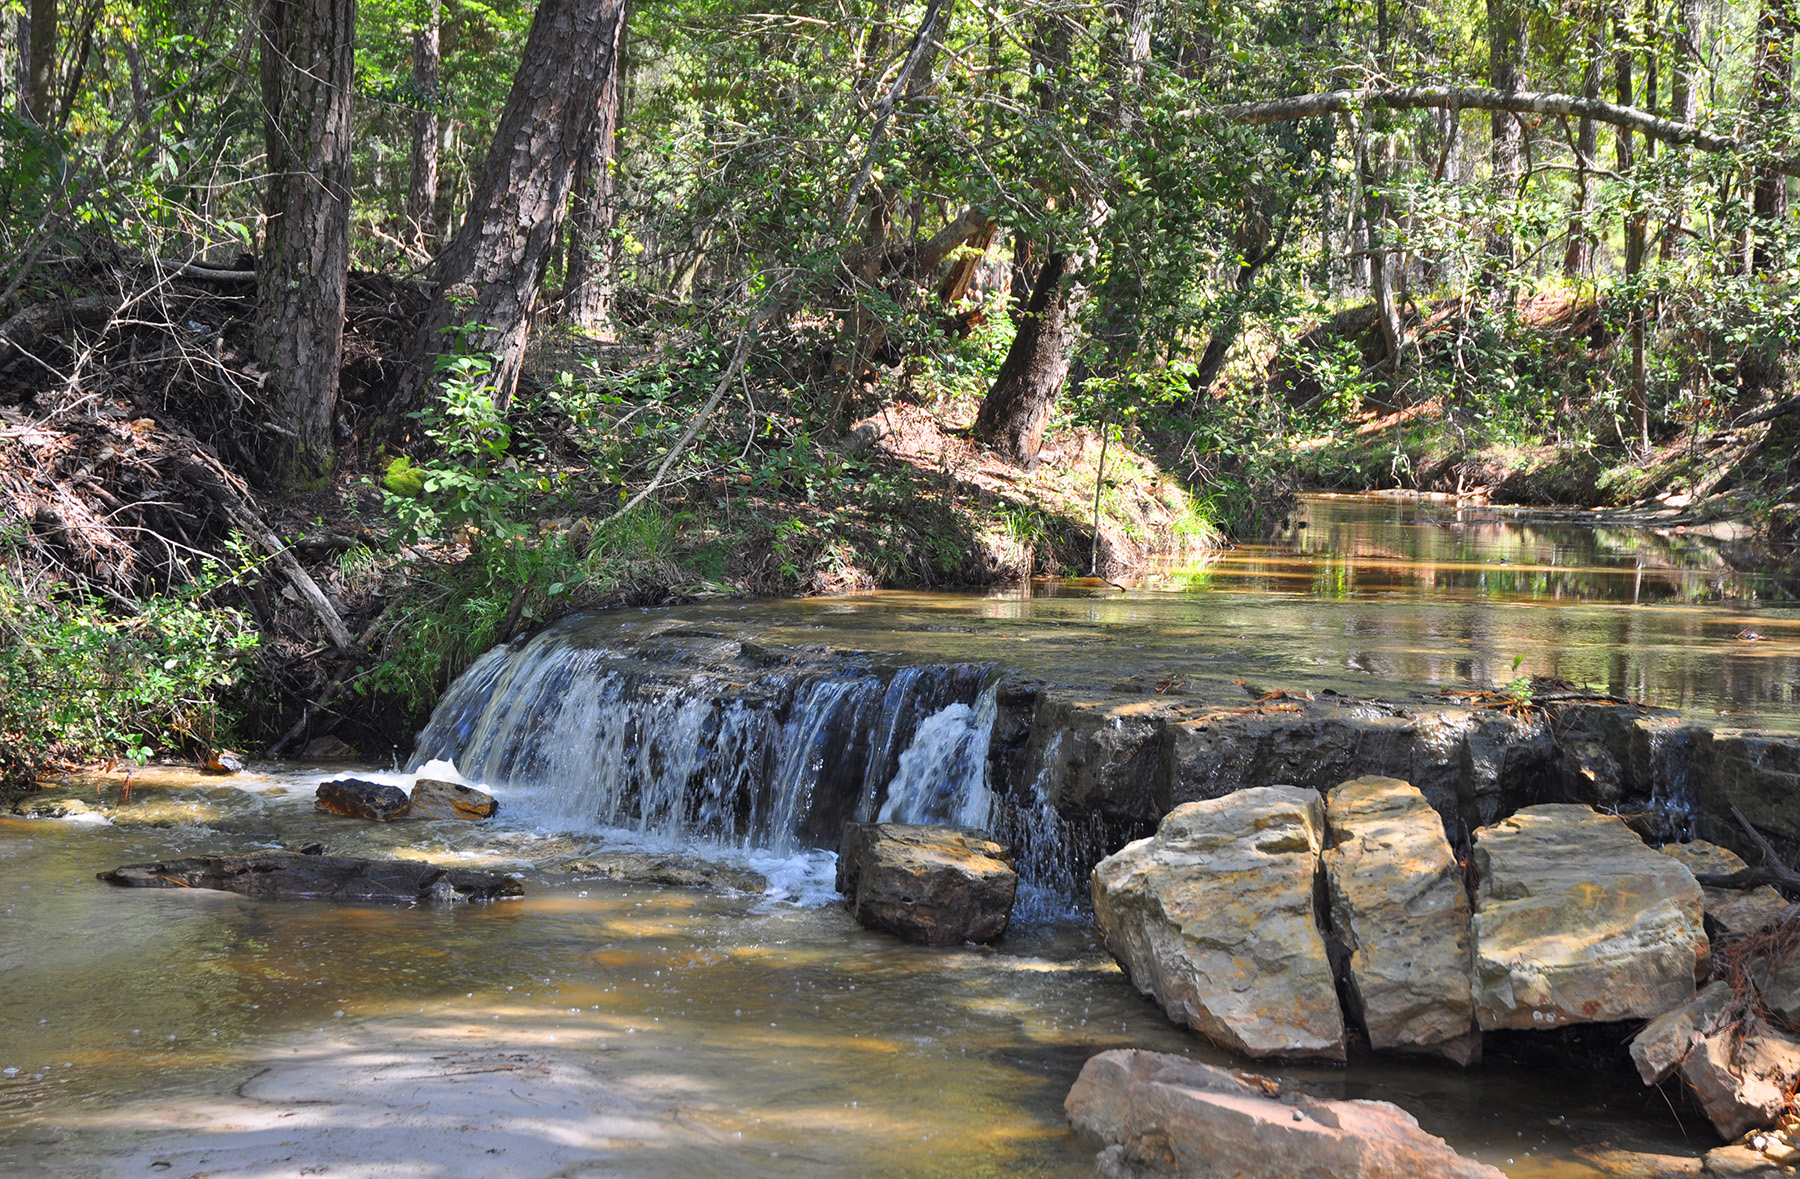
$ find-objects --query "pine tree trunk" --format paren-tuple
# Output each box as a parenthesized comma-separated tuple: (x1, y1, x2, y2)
(974, 250, 1079, 466)
(25, 0, 52, 124)
(1616, 13, 1650, 450)
(404, 0, 440, 252)
(563, 1, 626, 332)
(1484, 0, 1526, 273)
(256, 0, 356, 477)
(410, 0, 626, 412)
(1752, 0, 1796, 275)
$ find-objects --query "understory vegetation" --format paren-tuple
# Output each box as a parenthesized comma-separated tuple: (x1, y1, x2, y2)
(2, 0, 1800, 773)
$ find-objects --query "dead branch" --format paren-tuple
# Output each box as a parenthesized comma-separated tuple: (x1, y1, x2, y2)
(1695, 806, 1800, 897)
(0, 296, 117, 360)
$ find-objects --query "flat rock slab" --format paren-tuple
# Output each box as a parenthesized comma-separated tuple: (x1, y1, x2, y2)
(1630, 980, 1733, 1085)
(1091, 785, 1346, 1061)
(1065, 1049, 1504, 1179)
(1323, 776, 1478, 1064)
(315, 778, 410, 820)
(1660, 840, 1788, 935)
(100, 851, 523, 904)
(1470, 803, 1706, 1030)
(836, 822, 1017, 945)
(408, 778, 498, 821)
(564, 853, 765, 893)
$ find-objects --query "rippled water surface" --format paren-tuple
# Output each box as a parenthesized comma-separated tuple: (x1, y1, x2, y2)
(2, 493, 1789, 1176)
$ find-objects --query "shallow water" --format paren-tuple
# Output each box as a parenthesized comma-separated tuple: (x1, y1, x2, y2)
(0, 770, 1702, 1177)
(573, 492, 1800, 727)
(2, 492, 1790, 1176)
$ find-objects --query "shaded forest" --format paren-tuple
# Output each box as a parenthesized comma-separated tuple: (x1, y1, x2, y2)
(2, 0, 1800, 778)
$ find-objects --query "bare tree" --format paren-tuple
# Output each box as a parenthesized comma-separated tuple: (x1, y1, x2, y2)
(256, 0, 356, 475)
(1751, 0, 1796, 275)
(409, 0, 627, 413)
(26, 0, 53, 124)
(403, 0, 440, 253)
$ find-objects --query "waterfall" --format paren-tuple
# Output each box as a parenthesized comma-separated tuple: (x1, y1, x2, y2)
(409, 616, 1004, 854)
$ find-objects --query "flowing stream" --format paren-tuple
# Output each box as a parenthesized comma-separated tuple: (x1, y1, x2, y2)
(2, 493, 1795, 1177)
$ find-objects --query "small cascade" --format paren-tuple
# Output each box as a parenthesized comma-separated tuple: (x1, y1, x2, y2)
(877, 684, 1000, 829)
(409, 616, 1002, 855)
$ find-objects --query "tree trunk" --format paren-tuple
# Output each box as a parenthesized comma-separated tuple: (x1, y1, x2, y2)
(25, 0, 52, 124)
(563, 0, 627, 331)
(409, 0, 626, 413)
(1565, 33, 1602, 276)
(974, 250, 1079, 466)
(403, 0, 440, 253)
(1485, 0, 1527, 273)
(1617, 8, 1650, 450)
(1752, 0, 1796, 275)
(257, 0, 356, 477)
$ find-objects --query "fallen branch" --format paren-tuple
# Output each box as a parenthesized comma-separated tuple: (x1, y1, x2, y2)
(1731, 396, 1800, 431)
(1201, 86, 1800, 178)
(174, 452, 356, 652)
(1695, 806, 1800, 898)
(0, 296, 117, 359)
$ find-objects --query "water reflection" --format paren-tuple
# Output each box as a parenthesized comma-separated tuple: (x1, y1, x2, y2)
(594, 494, 1800, 727)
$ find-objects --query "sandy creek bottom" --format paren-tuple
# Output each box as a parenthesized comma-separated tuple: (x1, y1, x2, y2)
(0, 767, 1707, 1178)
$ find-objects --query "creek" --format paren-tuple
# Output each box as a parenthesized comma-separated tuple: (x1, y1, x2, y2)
(1, 493, 1794, 1177)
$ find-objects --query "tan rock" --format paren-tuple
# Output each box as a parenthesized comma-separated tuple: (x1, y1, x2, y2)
(1702, 1144, 1784, 1177)
(1064, 1049, 1504, 1179)
(1091, 785, 1345, 1061)
(1470, 804, 1707, 1030)
(1630, 981, 1733, 1085)
(1680, 1021, 1800, 1141)
(408, 779, 497, 821)
(1758, 953, 1800, 1028)
(1322, 776, 1478, 1064)
(1661, 841, 1788, 935)
(836, 823, 1017, 945)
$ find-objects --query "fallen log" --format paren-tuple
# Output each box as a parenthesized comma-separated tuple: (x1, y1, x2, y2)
(99, 850, 523, 903)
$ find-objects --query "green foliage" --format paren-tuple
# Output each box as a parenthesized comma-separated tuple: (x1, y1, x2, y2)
(0, 565, 260, 779)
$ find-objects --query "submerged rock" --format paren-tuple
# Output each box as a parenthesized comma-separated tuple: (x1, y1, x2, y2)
(1322, 776, 1479, 1065)
(836, 822, 1017, 945)
(563, 853, 765, 893)
(1469, 804, 1706, 1030)
(9, 793, 95, 818)
(1064, 1049, 1504, 1179)
(1091, 785, 1345, 1061)
(315, 778, 410, 821)
(99, 851, 522, 903)
(407, 779, 497, 821)
(1660, 840, 1789, 936)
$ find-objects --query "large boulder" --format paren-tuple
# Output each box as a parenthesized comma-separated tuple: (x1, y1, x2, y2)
(1322, 776, 1479, 1064)
(408, 779, 498, 821)
(836, 823, 1016, 945)
(1064, 1049, 1504, 1179)
(1660, 841, 1788, 936)
(1470, 803, 1707, 1030)
(1091, 785, 1345, 1061)
(315, 778, 410, 821)
(100, 851, 523, 903)
(1680, 1021, 1800, 1140)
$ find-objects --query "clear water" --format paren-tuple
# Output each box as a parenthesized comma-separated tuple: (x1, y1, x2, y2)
(2, 493, 1785, 1176)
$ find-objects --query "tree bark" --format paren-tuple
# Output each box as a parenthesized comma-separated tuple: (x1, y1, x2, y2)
(974, 250, 1079, 466)
(403, 0, 440, 253)
(1485, 0, 1527, 271)
(1751, 0, 1796, 274)
(25, 0, 52, 125)
(1617, 7, 1650, 451)
(1565, 33, 1602, 276)
(563, 0, 627, 331)
(257, 0, 356, 477)
(410, 0, 627, 413)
